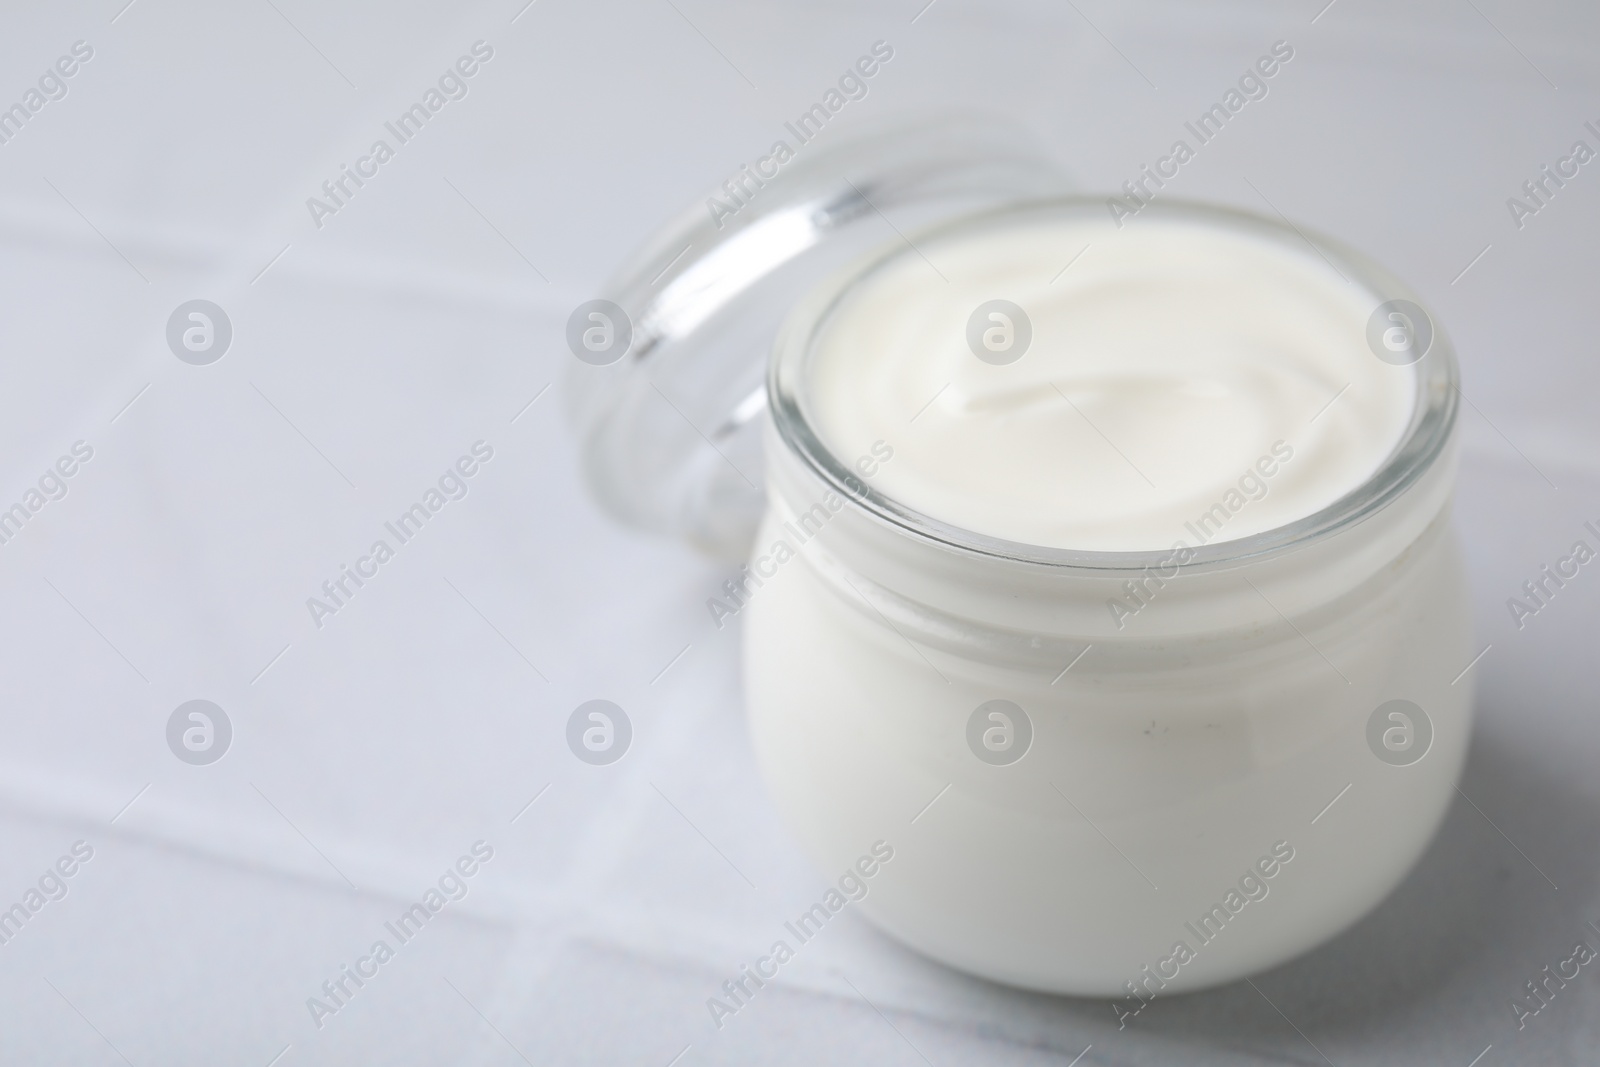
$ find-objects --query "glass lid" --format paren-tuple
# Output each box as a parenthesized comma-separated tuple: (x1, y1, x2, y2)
(564, 113, 1071, 560)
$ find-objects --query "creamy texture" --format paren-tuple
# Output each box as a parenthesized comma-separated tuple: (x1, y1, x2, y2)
(805, 213, 1416, 551)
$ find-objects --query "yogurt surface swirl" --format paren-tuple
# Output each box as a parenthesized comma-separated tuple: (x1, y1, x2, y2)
(803, 211, 1416, 552)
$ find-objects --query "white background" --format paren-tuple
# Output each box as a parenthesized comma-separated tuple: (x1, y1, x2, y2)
(0, 0, 1597, 1063)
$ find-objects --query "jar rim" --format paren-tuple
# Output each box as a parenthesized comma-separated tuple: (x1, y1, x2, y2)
(768, 196, 1460, 573)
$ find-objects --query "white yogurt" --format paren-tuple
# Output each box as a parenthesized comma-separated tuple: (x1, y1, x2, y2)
(805, 213, 1416, 551)
(745, 200, 1470, 996)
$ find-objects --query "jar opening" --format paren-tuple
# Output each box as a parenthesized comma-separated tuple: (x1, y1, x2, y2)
(769, 197, 1458, 573)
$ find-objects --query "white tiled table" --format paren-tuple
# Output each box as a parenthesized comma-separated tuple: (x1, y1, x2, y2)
(1, 1, 1597, 1063)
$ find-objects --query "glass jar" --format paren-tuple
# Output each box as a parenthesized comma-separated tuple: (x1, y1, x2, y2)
(745, 198, 1467, 995)
(742, 198, 1465, 991)
(569, 127, 1467, 996)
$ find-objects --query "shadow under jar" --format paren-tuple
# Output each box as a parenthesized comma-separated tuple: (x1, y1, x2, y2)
(743, 198, 1469, 996)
